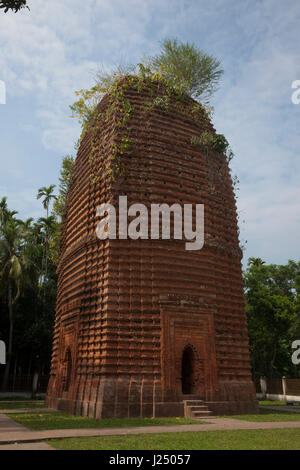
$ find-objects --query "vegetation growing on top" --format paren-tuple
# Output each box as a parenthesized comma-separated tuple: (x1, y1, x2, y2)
(69, 39, 225, 180)
(70, 40, 223, 131)
(145, 38, 223, 103)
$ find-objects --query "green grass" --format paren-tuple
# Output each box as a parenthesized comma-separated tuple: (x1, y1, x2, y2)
(0, 396, 44, 401)
(8, 412, 200, 431)
(47, 428, 300, 450)
(225, 407, 300, 422)
(0, 401, 45, 410)
(259, 400, 300, 407)
(258, 400, 286, 406)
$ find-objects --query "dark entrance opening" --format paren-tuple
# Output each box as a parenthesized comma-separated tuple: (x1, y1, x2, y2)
(181, 346, 195, 394)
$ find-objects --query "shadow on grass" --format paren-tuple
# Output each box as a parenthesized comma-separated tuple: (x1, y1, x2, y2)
(8, 412, 202, 431)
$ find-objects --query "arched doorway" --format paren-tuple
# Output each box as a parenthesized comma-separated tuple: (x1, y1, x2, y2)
(181, 346, 195, 394)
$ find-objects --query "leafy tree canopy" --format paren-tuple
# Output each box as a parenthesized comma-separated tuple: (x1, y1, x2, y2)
(0, 0, 29, 13)
(244, 258, 300, 380)
(52, 155, 75, 220)
(0, 156, 73, 387)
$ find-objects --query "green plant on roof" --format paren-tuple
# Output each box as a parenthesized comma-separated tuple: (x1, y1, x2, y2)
(69, 39, 229, 180)
(146, 38, 223, 103)
(70, 38, 223, 132)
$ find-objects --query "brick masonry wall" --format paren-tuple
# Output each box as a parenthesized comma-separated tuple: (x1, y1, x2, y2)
(46, 81, 258, 417)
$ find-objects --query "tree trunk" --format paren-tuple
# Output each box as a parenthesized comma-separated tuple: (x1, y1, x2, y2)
(43, 234, 48, 304)
(43, 205, 49, 304)
(2, 281, 13, 391)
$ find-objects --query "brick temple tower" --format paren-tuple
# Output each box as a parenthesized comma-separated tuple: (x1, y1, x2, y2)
(46, 78, 258, 417)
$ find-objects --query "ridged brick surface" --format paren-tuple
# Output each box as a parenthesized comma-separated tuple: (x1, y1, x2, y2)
(46, 81, 258, 417)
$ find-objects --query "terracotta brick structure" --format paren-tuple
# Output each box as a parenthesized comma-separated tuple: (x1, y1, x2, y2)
(46, 80, 258, 417)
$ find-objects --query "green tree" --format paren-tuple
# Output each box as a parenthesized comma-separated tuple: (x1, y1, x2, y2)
(244, 258, 299, 379)
(0, 197, 17, 225)
(37, 185, 57, 218)
(0, 201, 58, 385)
(52, 156, 74, 220)
(50, 156, 74, 265)
(37, 216, 56, 303)
(0, 216, 27, 389)
(36, 185, 57, 299)
(0, 160, 73, 386)
(0, 0, 29, 13)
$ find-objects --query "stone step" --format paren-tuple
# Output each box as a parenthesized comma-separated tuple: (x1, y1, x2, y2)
(182, 395, 201, 399)
(183, 399, 213, 419)
(189, 405, 209, 411)
(184, 400, 204, 406)
(192, 410, 212, 417)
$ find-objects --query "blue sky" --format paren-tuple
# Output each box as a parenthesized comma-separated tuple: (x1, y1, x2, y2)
(0, 0, 299, 268)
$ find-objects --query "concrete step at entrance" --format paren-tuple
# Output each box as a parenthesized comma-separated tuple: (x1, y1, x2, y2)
(183, 399, 213, 419)
(185, 400, 205, 406)
(189, 405, 210, 411)
(192, 410, 213, 417)
(182, 395, 201, 399)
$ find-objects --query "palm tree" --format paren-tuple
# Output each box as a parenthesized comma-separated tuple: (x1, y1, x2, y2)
(0, 1, 29, 14)
(37, 185, 57, 218)
(0, 218, 26, 390)
(37, 216, 56, 302)
(36, 186, 56, 300)
(0, 197, 18, 226)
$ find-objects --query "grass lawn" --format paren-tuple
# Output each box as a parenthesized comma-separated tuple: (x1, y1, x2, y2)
(259, 400, 300, 407)
(0, 396, 44, 401)
(258, 400, 285, 406)
(0, 401, 45, 410)
(8, 412, 200, 431)
(225, 407, 300, 422)
(47, 428, 300, 450)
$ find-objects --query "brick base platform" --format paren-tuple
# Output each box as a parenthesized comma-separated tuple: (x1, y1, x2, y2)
(46, 377, 258, 418)
(46, 396, 258, 418)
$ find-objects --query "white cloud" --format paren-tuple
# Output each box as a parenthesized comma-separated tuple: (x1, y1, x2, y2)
(0, 0, 299, 265)
(211, 0, 300, 265)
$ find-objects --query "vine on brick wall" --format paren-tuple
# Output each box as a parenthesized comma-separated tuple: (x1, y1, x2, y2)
(191, 131, 234, 164)
(109, 137, 132, 181)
